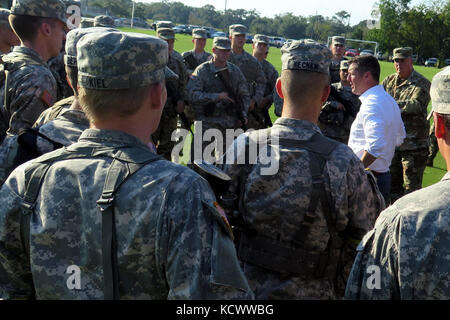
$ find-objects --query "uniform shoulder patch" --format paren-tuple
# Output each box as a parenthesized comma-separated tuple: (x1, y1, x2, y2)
(204, 200, 234, 240)
(40, 90, 54, 107)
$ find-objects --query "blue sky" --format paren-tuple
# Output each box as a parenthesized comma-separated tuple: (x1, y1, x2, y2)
(141, 0, 427, 26)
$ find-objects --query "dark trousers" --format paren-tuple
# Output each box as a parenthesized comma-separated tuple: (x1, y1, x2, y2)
(372, 171, 391, 205)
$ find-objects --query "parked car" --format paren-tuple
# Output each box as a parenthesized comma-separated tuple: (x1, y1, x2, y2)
(246, 34, 254, 43)
(425, 58, 438, 67)
(272, 37, 286, 48)
(376, 52, 385, 60)
(360, 49, 374, 56)
(173, 25, 188, 34)
(202, 27, 217, 38)
(345, 49, 359, 57)
(211, 31, 227, 38)
(445, 59, 450, 66)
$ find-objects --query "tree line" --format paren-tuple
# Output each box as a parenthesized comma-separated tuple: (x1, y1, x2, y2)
(90, 0, 449, 62)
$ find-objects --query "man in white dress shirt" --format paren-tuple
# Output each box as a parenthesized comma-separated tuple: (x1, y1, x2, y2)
(347, 55, 406, 204)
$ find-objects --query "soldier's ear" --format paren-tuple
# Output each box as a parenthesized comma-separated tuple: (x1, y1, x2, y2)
(275, 78, 284, 99)
(435, 113, 446, 139)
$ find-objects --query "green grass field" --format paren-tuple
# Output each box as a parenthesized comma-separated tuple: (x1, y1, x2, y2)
(120, 27, 445, 187)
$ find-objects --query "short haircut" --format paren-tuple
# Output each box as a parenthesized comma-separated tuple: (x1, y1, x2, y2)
(9, 14, 55, 42)
(65, 66, 78, 96)
(281, 70, 330, 104)
(348, 55, 380, 82)
(78, 85, 152, 122)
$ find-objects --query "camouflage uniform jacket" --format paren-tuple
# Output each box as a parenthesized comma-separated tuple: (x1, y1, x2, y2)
(0, 129, 253, 299)
(181, 50, 212, 75)
(187, 60, 250, 127)
(319, 82, 361, 143)
(48, 51, 72, 101)
(164, 50, 189, 118)
(229, 51, 266, 103)
(330, 58, 344, 84)
(34, 96, 74, 127)
(0, 105, 88, 186)
(382, 70, 431, 151)
(0, 46, 57, 137)
(219, 118, 384, 299)
(260, 59, 278, 104)
(345, 171, 450, 300)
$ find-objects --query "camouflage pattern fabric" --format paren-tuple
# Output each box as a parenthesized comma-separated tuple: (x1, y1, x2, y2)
(187, 60, 250, 161)
(390, 148, 428, 202)
(0, 102, 87, 185)
(282, 39, 332, 74)
(260, 59, 278, 107)
(219, 118, 384, 299)
(330, 58, 344, 84)
(344, 171, 450, 299)
(383, 70, 431, 201)
(382, 70, 431, 151)
(77, 32, 175, 90)
(10, 0, 67, 25)
(0, 47, 57, 139)
(48, 51, 73, 101)
(228, 51, 266, 129)
(152, 50, 188, 160)
(181, 50, 212, 75)
(318, 82, 361, 144)
(93, 15, 114, 28)
(428, 123, 438, 165)
(0, 129, 253, 299)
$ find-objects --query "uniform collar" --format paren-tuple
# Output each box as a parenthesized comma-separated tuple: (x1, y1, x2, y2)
(11, 46, 47, 65)
(79, 129, 150, 151)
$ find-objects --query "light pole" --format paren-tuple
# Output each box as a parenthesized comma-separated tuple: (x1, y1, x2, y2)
(131, 0, 135, 28)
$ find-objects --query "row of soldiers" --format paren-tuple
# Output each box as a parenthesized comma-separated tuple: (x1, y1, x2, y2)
(0, 0, 449, 300)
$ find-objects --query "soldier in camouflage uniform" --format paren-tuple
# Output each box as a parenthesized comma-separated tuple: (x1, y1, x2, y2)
(228, 24, 267, 130)
(0, 9, 19, 55)
(187, 37, 250, 164)
(382, 47, 431, 202)
(182, 28, 212, 76)
(93, 15, 114, 28)
(427, 124, 439, 166)
(0, 0, 67, 143)
(47, 0, 82, 101)
(345, 67, 450, 300)
(252, 34, 278, 122)
(329, 36, 346, 84)
(0, 27, 108, 185)
(0, 31, 253, 300)
(219, 40, 384, 299)
(319, 60, 361, 144)
(152, 27, 189, 160)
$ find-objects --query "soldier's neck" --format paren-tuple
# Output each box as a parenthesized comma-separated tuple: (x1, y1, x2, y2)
(213, 59, 227, 69)
(70, 97, 83, 111)
(253, 53, 264, 62)
(20, 40, 52, 63)
(193, 48, 204, 54)
(232, 47, 244, 55)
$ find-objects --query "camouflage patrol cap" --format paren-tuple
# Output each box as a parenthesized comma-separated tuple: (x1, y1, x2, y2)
(10, 0, 67, 26)
(157, 27, 175, 40)
(253, 34, 270, 45)
(427, 66, 450, 120)
(77, 31, 178, 90)
(393, 47, 412, 59)
(281, 39, 332, 74)
(213, 37, 231, 50)
(93, 15, 115, 28)
(331, 36, 345, 45)
(192, 28, 208, 39)
(229, 24, 247, 35)
(156, 21, 173, 29)
(340, 60, 349, 70)
(64, 27, 118, 67)
(0, 8, 10, 24)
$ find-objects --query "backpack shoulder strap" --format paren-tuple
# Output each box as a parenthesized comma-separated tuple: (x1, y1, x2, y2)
(19, 145, 163, 300)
